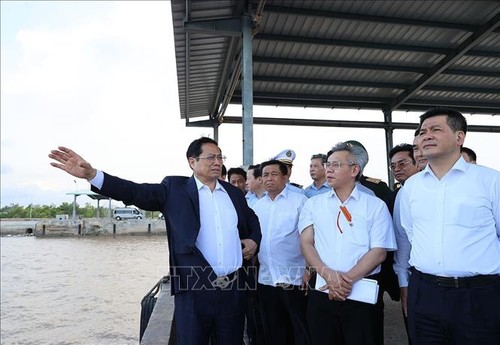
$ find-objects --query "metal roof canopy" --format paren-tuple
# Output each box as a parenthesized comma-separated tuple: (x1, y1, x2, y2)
(171, 0, 500, 174)
(66, 191, 112, 219)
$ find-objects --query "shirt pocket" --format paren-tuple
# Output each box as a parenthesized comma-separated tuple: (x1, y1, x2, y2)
(447, 197, 492, 229)
(275, 210, 300, 235)
(346, 213, 370, 248)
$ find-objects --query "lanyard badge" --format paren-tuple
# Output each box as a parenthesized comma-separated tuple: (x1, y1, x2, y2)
(336, 205, 353, 234)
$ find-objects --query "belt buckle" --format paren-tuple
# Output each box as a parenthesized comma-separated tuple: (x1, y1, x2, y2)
(212, 271, 237, 289)
(276, 282, 291, 289)
(212, 275, 231, 288)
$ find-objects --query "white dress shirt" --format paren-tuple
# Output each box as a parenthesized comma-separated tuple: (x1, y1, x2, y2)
(298, 186, 396, 291)
(253, 187, 308, 286)
(90, 171, 242, 277)
(245, 191, 267, 208)
(392, 189, 412, 287)
(193, 176, 242, 276)
(399, 157, 500, 278)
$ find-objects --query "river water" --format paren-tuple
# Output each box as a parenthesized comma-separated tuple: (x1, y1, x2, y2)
(1, 235, 169, 345)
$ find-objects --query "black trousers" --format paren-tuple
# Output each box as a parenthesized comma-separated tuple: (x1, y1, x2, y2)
(307, 289, 382, 345)
(408, 270, 500, 345)
(257, 283, 310, 345)
(174, 277, 246, 345)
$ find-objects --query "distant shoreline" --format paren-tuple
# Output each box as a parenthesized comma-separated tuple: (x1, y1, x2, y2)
(0, 218, 167, 236)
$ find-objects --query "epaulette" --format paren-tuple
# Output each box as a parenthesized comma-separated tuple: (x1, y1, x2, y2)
(365, 177, 382, 184)
(290, 182, 303, 189)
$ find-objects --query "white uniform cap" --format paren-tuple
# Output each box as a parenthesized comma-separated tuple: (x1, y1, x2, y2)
(273, 149, 296, 166)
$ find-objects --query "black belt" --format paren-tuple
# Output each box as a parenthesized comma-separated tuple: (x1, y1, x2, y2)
(412, 268, 499, 288)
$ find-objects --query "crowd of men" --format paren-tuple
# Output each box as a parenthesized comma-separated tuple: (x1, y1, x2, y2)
(49, 107, 499, 345)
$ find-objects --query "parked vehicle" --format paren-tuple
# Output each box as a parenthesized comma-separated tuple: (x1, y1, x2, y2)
(113, 207, 144, 220)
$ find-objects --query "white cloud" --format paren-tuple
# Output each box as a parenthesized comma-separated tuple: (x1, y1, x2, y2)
(1, 1, 499, 208)
(1, 1, 185, 207)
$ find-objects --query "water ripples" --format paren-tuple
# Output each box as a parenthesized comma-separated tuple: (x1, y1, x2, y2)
(1, 236, 168, 344)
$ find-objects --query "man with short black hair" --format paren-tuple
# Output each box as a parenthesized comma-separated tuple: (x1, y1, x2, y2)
(399, 107, 500, 344)
(412, 131, 428, 171)
(228, 167, 247, 193)
(389, 143, 419, 188)
(245, 164, 266, 207)
(254, 159, 310, 345)
(389, 142, 419, 345)
(460, 146, 477, 164)
(304, 153, 330, 198)
(49, 137, 262, 345)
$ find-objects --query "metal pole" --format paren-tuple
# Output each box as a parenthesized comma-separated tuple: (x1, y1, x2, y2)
(241, 13, 254, 166)
(383, 109, 395, 189)
(72, 194, 77, 222)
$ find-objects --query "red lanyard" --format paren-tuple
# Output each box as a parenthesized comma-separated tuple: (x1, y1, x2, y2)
(336, 205, 353, 234)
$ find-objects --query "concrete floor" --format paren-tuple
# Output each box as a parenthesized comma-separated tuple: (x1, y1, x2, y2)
(142, 285, 411, 345)
(383, 293, 410, 345)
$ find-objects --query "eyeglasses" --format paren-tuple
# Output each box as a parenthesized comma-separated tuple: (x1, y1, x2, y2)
(389, 160, 413, 171)
(323, 161, 356, 170)
(196, 154, 227, 162)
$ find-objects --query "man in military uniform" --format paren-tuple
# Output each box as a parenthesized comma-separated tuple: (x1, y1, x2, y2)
(273, 149, 305, 194)
(344, 140, 399, 345)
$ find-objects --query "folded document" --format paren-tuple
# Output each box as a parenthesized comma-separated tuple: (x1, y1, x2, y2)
(319, 277, 380, 304)
(347, 278, 379, 304)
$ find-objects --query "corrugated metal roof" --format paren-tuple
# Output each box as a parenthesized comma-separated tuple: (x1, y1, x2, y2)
(171, 0, 500, 128)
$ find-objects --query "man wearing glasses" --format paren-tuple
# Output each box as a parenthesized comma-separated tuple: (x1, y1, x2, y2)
(389, 144, 419, 190)
(48, 137, 261, 345)
(299, 142, 396, 345)
(389, 143, 420, 345)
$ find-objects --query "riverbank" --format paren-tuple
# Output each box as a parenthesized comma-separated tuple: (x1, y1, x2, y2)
(0, 218, 167, 236)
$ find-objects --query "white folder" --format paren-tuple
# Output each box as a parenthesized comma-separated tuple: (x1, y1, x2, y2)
(346, 278, 379, 304)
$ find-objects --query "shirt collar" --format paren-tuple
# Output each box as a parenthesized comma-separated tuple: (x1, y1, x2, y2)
(265, 185, 288, 200)
(193, 175, 225, 192)
(423, 155, 469, 178)
(328, 184, 360, 203)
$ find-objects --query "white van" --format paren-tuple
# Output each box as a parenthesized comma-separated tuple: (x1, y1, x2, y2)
(113, 207, 144, 220)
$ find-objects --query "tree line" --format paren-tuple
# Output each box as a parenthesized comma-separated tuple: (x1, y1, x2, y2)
(0, 203, 107, 219)
(0, 203, 163, 219)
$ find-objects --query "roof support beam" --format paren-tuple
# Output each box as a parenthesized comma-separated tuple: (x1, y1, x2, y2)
(263, 5, 478, 31)
(254, 56, 500, 78)
(254, 75, 408, 89)
(389, 10, 500, 111)
(221, 116, 500, 133)
(184, 18, 241, 36)
(254, 55, 425, 73)
(253, 75, 500, 94)
(256, 33, 451, 55)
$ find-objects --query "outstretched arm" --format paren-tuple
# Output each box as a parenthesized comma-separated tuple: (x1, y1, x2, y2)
(48, 146, 97, 181)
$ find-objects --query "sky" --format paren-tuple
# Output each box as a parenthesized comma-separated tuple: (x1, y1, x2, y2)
(2, 1, 499, 208)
